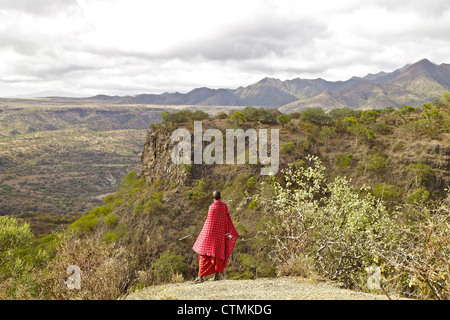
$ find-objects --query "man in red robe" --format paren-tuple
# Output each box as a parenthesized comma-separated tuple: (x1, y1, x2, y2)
(193, 190, 238, 283)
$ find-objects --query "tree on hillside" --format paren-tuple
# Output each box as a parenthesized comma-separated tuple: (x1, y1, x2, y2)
(346, 123, 375, 148)
(406, 162, 435, 188)
(319, 126, 336, 148)
(299, 108, 332, 126)
(360, 110, 380, 126)
(277, 114, 291, 127)
(398, 105, 417, 124)
(441, 92, 450, 106)
(231, 111, 245, 127)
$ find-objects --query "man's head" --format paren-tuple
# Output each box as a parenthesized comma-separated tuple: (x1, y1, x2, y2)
(212, 190, 221, 201)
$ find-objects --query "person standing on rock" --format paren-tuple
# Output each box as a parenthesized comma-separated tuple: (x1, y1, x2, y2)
(193, 190, 239, 283)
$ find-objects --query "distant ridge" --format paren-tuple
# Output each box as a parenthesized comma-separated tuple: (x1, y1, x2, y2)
(73, 59, 450, 111)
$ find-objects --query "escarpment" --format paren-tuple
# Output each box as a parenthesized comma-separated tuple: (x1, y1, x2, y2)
(140, 126, 267, 187)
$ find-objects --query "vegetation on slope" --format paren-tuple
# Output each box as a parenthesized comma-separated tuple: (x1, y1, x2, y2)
(1, 93, 449, 300)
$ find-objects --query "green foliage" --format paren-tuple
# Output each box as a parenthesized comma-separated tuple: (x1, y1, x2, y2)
(142, 192, 165, 215)
(280, 142, 295, 154)
(359, 110, 380, 125)
(104, 214, 118, 228)
(299, 108, 332, 126)
(238, 253, 262, 279)
(441, 92, 450, 106)
(336, 154, 353, 171)
(366, 154, 388, 176)
(406, 187, 430, 205)
(89, 206, 112, 217)
(371, 183, 401, 201)
(380, 106, 395, 114)
(152, 251, 187, 282)
(0, 216, 47, 299)
(161, 110, 209, 126)
(246, 177, 256, 188)
(343, 116, 359, 126)
(406, 162, 434, 187)
(186, 179, 208, 204)
(296, 138, 310, 154)
(103, 225, 126, 243)
(372, 121, 392, 135)
(230, 111, 245, 126)
(319, 126, 336, 147)
(0, 216, 33, 251)
(328, 107, 360, 120)
(277, 114, 291, 127)
(347, 123, 375, 147)
(248, 200, 258, 210)
(256, 155, 395, 287)
(67, 212, 99, 233)
(182, 163, 192, 173)
(242, 107, 277, 124)
(421, 103, 442, 124)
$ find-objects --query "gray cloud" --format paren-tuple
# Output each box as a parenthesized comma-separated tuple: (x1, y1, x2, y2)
(0, 0, 79, 15)
(0, 0, 449, 97)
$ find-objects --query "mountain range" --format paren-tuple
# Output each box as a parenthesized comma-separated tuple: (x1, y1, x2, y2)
(89, 59, 450, 112)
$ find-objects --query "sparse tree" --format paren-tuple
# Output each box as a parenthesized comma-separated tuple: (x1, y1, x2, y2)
(277, 114, 291, 127)
(319, 126, 336, 148)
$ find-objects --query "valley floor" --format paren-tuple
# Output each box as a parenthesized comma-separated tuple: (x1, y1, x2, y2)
(124, 276, 403, 300)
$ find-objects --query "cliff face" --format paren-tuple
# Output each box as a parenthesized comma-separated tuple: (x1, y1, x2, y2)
(140, 127, 264, 186)
(424, 143, 450, 189)
(140, 129, 190, 185)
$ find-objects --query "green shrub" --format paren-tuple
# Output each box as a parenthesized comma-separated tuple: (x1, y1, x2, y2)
(372, 183, 401, 201)
(103, 225, 126, 243)
(248, 200, 258, 210)
(280, 142, 295, 154)
(133, 205, 143, 214)
(336, 154, 353, 171)
(406, 187, 430, 205)
(392, 142, 405, 152)
(246, 177, 256, 188)
(238, 253, 262, 279)
(89, 206, 112, 217)
(242, 107, 277, 124)
(0, 216, 33, 251)
(143, 192, 165, 215)
(277, 114, 291, 127)
(406, 162, 435, 187)
(366, 154, 388, 176)
(372, 121, 392, 135)
(161, 110, 209, 125)
(68, 213, 99, 233)
(230, 111, 245, 126)
(182, 163, 191, 173)
(104, 214, 118, 228)
(299, 108, 332, 126)
(186, 179, 208, 204)
(257, 155, 395, 289)
(152, 252, 187, 282)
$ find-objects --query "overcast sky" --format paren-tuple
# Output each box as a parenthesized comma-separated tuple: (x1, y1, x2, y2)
(0, 0, 449, 97)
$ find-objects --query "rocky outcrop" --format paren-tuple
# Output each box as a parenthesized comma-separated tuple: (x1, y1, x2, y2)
(424, 143, 450, 189)
(140, 129, 191, 185)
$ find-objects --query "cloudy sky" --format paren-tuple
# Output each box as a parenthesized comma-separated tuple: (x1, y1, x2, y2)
(0, 0, 449, 97)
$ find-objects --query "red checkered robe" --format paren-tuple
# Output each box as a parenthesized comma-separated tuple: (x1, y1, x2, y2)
(193, 200, 238, 276)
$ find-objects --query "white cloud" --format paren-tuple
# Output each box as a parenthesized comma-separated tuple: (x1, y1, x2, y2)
(0, 0, 449, 96)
